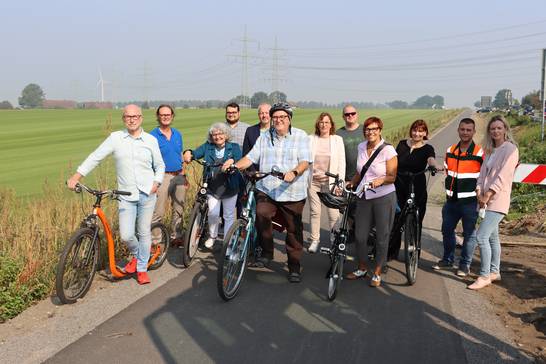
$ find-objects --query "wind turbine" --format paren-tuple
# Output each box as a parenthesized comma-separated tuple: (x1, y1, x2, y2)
(97, 68, 110, 102)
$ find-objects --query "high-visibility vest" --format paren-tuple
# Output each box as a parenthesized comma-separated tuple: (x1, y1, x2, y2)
(444, 141, 484, 202)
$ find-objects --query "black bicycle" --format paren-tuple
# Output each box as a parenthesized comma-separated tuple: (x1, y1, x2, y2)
(182, 159, 223, 267)
(317, 172, 373, 301)
(396, 166, 437, 285)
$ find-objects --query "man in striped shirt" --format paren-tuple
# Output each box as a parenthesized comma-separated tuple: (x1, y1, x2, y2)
(433, 118, 484, 276)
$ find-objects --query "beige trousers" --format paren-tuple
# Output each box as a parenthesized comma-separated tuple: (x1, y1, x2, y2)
(308, 180, 340, 242)
(152, 173, 186, 239)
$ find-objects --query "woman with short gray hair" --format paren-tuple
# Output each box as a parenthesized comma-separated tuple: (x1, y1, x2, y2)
(183, 123, 241, 249)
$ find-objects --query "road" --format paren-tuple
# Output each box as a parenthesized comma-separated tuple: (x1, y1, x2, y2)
(37, 111, 530, 363)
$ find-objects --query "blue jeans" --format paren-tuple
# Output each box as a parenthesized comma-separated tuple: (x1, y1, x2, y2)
(118, 192, 157, 272)
(476, 210, 504, 277)
(441, 200, 478, 266)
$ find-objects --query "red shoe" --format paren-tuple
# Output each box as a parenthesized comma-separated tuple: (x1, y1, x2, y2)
(124, 258, 137, 274)
(137, 272, 150, 285)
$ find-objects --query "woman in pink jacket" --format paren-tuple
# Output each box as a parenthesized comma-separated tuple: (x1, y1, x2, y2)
(307, 112, 346, 253)
(468, 115, 519, 290)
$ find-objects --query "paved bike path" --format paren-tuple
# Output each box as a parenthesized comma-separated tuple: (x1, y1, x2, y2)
(46, 110, 529, 364)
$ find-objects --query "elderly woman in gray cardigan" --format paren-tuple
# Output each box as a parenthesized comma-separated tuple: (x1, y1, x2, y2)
(307, 112, 346, 253)
(468, 115, 519, 290)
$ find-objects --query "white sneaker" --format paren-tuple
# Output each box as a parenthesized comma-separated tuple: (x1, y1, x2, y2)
(204, 237, 215, 249)
(308, 240, 320, 253)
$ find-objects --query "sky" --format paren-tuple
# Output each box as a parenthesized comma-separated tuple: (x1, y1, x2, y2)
(1, 0, 545, 108)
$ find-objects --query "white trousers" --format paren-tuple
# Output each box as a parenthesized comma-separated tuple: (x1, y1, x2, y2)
(207, 194, 237, 238)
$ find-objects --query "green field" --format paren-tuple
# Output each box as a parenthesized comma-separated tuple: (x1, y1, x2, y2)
(0, 108, 457, 196)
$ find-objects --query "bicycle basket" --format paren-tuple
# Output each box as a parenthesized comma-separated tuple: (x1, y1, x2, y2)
(317, 192, 347, 210)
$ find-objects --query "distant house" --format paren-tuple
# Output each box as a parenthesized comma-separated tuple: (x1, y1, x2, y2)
(79, 101, 113, 109)
(43, 99, 77, 109)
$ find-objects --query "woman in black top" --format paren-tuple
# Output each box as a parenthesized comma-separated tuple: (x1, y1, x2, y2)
(388, 119, 439, 260)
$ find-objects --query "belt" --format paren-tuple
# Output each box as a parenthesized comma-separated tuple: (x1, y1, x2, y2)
(165, 170, 182, 176)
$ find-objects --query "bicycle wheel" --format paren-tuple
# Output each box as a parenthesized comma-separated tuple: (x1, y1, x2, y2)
(327, 255, 344, 301)
(217, 220, 249, 301)
(182, 203, 207, 267)
(55, 227, 99, 304)
(148, 222, 170, 270)
(403, 212, 419, 285)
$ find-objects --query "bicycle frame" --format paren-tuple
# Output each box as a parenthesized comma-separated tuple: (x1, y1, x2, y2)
(239, 182, 259, 258)
(82, 189, 161, 279)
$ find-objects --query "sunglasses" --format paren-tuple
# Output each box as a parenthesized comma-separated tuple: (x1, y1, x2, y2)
(344, 112, 357, 117)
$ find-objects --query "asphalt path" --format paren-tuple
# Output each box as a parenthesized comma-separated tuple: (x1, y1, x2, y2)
(45, 110, 530, 364)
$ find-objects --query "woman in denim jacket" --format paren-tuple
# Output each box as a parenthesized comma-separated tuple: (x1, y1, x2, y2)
(183, 123, 242, 249)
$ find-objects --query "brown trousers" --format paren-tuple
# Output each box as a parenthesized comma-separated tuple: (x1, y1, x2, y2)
(255, 192, 306, 273)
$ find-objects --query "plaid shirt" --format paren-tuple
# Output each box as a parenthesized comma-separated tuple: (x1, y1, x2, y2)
(225, 121, 250, 149)
(247, 127, 312, 202)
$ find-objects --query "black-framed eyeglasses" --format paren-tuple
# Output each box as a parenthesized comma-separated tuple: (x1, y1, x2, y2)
(272, 115, 289, 121)
(364, 127, 380, 133)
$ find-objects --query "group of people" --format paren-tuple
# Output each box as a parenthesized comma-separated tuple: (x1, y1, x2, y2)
(67, 101, 519, 290)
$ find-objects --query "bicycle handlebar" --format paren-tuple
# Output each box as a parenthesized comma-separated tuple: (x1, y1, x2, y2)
(74, 183, 131, 197)
(324, 172, 374, 195)
(226, 165, 285, 181)
(398, 165, 439, 178)
(191, 159, 223, 168)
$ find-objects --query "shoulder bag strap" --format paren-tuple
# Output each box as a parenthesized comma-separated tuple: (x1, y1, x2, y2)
(359, 143, 389, 181)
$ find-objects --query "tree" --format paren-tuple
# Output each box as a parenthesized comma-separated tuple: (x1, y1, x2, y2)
(521, 90, 540, 109)
(250, 91, 269, 108)
(431, 95, 445, 108)
(229, 95, 248, 106)
(18, 83, 45, 109)
(269, 91, 287, 104)
(412, 95, 434, 109)
(493, 89, 512, 108)
(0, 100, 13, 109)
(386, 100, 408, 109)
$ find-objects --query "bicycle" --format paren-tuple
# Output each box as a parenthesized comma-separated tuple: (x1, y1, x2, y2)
(56, 183, 170, 304)
(182, 159, 223, 267)
(395, 165, 437, 285)
(317, 172, 373, 301)
(217, 167, 284, 301)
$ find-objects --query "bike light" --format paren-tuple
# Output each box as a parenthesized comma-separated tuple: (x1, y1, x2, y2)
(200, 188, 207, 194)
(339, 243, 346, 251)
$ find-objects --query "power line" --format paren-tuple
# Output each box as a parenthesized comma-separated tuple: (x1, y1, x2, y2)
(282, 19, 546, 51)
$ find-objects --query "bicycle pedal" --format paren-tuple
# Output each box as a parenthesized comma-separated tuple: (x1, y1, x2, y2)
(320, 247, 331, 254)
(346, 255, 356, 262)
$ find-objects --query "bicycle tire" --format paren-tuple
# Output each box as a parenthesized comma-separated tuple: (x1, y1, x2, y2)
(55, 227, 99, 304)
(217, 219, 249, 301)
(404, 212, 419, 285)
(148, 222, 170, 270)
(182, 203, 206, 267)
(327, 255, 344, 301)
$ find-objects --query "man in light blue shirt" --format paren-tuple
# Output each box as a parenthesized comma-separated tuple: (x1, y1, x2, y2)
(67, 104, 165, 285)
(232, 102, 311, 283)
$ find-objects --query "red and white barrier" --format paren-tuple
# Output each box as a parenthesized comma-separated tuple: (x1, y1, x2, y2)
(514, 164, 546, 185)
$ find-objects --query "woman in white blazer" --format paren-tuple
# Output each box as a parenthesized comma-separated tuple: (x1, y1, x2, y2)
(307, 112, 346, 253)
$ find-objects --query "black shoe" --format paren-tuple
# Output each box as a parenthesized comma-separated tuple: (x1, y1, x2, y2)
(288, 272, 301, 283)
(251, 256, 271, 268)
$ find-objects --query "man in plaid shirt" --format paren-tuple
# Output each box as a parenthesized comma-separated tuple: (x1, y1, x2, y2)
(232, 103, 311, 283)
